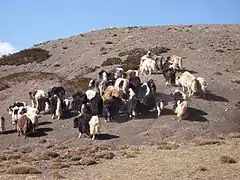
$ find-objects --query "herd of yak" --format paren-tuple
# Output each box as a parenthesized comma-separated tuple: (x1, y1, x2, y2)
(0, 50, 207, 140)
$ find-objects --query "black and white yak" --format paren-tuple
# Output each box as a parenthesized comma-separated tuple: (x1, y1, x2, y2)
(47, 86, 66, 99)
(49, 95, 65, 120)
(127, 79, 164, 118)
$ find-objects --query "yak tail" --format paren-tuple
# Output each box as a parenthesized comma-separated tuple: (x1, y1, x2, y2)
(178, 57, 183, 70)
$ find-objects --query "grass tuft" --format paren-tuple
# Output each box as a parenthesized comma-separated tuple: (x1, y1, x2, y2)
(101, 57, 122, 66)
(63, 76, 92, 94)
(220, 155, 237, 164)
(0, 48, 51, 66)
(79, 158, 98, 166)
(6, 165, 42, 174)
(193, 138, 224, 146)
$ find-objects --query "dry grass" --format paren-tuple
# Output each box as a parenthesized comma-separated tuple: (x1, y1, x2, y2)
(228, 132, 240, 139)
(120, 46, 170, 70)
(70, 155, 82, 161)
(101, 57, 122, 66)
(216, 49, 224, 53)
(0, 154, 7, 161)
(6, 154, 22, 160)
(0, 82, 10, 91)
(6, 165, 42, 174)
(193, 138, 224, 146)
(220, 155, 237, 164)
(157, 142, 180, 150)
(105, 41, 114, 44)
(197, 166, 208, 172)
(120, 148, 140, 159)
(121, 48, 147, 70)
(149, 46, 171, 55)
(84, 66, 100, 74)
(0, 71, 63, 91)
(20, 154, 36, 162)
(94, 151, 115, 160)
(231, 80, 240, 84)
(74, 139, 240, 180)
(20, 146, 33, 154)
(52, 171, 66, 179)
(53, 64, 61, 67)
(51, 162, 70, 169)
(100, 51, 108, 55)
(63, 75, 92, 93)
(38, 151, 60, 160)
(79, 158, 98, 166)
(0, 48, 51, 66)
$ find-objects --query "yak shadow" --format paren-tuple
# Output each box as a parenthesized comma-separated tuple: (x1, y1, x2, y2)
(111, 114, 131, 123)
(178, 69, 198, 74)
(203, 92, 229, 102)
(39, 121, 52, 126)
(156, 92, 172, 105)
(136, 111, 159, 120)
(96, 133, 120, 140)
(28, 127, 53, 138)
(62, 111, 78, 120)
(160, 108, 175, 116)
(187, 107, 209, 122)
(1, 129, 16, 135)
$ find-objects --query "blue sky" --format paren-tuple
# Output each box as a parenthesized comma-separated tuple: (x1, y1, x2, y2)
(0, 0, 239, 54)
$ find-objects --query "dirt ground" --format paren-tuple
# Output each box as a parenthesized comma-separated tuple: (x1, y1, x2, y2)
(0, 24, 239, 179)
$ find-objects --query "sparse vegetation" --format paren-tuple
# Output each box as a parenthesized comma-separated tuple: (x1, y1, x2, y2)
(7, 154, 22, 160)
(231, 80, 240, 84)
(157, 142, 180, 150)
(100, 46, 106, 51)
(53, 171, 66, 179)
(44, 151, 60, 159)
(6, 165, 42, 174)
(214, 72, 223, 75)
(101, 57, 122, 66)
(84, 66, 100, 74)
(216, 49, 224, 53)
(122, 47, 147, 70)
(79, 158, 98, 166)
(53, 64, 61, 67)
(228, 132, 240, 139)
(193, 138, 224, 146)
(0, 154, 7, 161)
(70, 156, 82, 161)
(51, 162, 70, 169)
(105, 41, 114, 44)
(149, 46, 171, 55)
(94, 151, 115, 160)
(0, 48, 51, 66)
(220, 155, 237, 164)
(197, 166, 208, 172)
(119, 46, 170, 70)
(0, 82, 10, 91)
(62, 46, 68, 49)
(0, 72, 63, 91)
(63, 75, 92, 93)
(118, 51, 127, 57)
(120, 148, 140, 159)
(100, 51, 108, 55)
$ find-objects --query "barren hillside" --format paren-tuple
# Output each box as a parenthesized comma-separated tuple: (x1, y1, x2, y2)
(0, 24, 239, 179)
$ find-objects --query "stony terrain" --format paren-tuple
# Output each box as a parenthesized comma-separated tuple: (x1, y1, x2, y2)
(0, 24, 239, 179)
